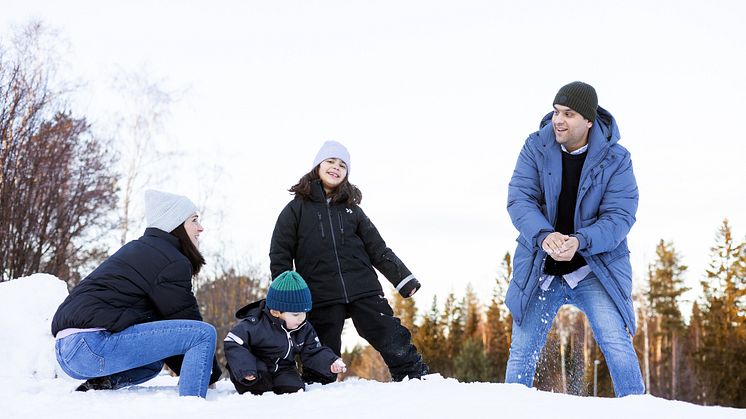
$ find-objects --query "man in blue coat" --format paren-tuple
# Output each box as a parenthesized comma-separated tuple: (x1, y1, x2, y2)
(504, 81, 644, 397)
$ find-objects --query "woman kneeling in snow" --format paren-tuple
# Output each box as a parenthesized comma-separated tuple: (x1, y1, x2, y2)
(51, 190, 221, 398)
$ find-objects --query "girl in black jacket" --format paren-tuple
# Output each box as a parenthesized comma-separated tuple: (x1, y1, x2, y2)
(269, 141, 428, 382)
(51, 190, 221, 397)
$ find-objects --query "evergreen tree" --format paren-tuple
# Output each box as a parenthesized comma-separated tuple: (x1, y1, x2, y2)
(453, 338, 490, 382)
(484, 252, 512, 382)
(680, 302, 704, 403)
(440, 292, 464, 377)
(646, 239, 688, 399)
(452, 284, 487, 382)
(697, 219, 746, 407)
(391, 287, 417, 332)
(413, 296, 448, 375)
(462, 283, 481, 341)
(483, 297, 505, 382)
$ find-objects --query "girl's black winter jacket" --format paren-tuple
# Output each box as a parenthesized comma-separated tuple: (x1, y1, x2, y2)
(224, 300, 338, 384)
(269, 180, 414, 308)
(51, 228, 221, 382)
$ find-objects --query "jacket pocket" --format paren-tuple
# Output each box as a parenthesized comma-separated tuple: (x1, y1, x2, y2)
(598, 244, 632, 299)
(337, 212, 345, 245)
(353, 252, 375, 271)
(600, 244, 629, 265)
(512, 238, 536, 290)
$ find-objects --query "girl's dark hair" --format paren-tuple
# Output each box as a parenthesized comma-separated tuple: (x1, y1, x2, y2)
(170, 224, 206, 277)
(289, 166, 362, 205)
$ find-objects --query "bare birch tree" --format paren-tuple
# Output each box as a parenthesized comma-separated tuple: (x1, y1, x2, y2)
(109, 70, 179, 244)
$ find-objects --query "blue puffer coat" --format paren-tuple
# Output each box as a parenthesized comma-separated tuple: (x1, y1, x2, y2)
(505, 106, 639, 334)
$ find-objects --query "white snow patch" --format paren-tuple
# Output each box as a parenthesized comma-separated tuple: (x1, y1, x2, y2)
(0, 274, 743, 419)
(0, 274, 69, 379)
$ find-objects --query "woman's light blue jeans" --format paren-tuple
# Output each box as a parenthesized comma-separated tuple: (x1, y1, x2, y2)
(505, 272, 644, 397)
(55, 320, 216, 398)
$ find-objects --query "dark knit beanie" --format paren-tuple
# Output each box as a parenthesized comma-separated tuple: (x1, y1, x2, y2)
(266, 271, 312, 313)
(553, 81, 598, 122)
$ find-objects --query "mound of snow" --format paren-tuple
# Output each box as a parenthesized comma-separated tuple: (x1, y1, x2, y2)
(3, 374, 745, 419)
(0, 274, 69, 379)
(1, 275, 743, 419)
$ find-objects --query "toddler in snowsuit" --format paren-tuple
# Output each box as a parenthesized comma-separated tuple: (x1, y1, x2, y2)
(224, 270, 346, 395)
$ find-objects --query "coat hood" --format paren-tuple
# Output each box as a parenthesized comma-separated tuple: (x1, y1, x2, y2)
(234, 299, 307, 330)
(235, 299, 265, 319)
(539, 105, 620, 147)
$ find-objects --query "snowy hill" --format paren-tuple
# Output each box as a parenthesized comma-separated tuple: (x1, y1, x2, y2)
(0, 275, 743, 419)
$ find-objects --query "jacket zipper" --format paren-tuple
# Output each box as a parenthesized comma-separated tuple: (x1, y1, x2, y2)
(338, 212, 345, 245)
(576, 147, 609, 207)
(283, 326, 293, 359)
(317, 212, 325, 239)
(327, 202, 349, 303)
(275, 325, 293, 373)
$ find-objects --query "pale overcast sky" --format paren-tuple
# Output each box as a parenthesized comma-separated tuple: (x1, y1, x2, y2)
(3, 1, 745, 313)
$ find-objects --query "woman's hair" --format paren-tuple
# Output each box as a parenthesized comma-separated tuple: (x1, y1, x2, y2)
(289, 166, 362, 205)
(170, 224, 206, 276)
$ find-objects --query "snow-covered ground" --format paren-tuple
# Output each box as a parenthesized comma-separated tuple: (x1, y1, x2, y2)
(1, 275, 743, 419)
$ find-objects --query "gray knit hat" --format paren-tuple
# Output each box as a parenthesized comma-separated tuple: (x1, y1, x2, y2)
(144, 189, 198, 233)
(553, 81, 598, 122)
(312, 140, 351, 174)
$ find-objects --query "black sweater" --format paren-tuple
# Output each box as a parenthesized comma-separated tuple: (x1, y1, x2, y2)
(544, 151, 589, 276)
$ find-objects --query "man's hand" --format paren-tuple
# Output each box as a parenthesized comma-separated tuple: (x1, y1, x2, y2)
(542, 232, 569, 255)
(553, 235, 579, 261)
(542, 233, 579, 261)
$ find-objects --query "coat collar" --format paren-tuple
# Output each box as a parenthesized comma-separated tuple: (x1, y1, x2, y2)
(310, 179, 328, 203)
(143, 227, 181, 248)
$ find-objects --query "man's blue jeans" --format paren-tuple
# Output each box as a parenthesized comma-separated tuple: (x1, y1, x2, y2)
(55, 320, 216, 398)
(505, 272, 644, 397)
